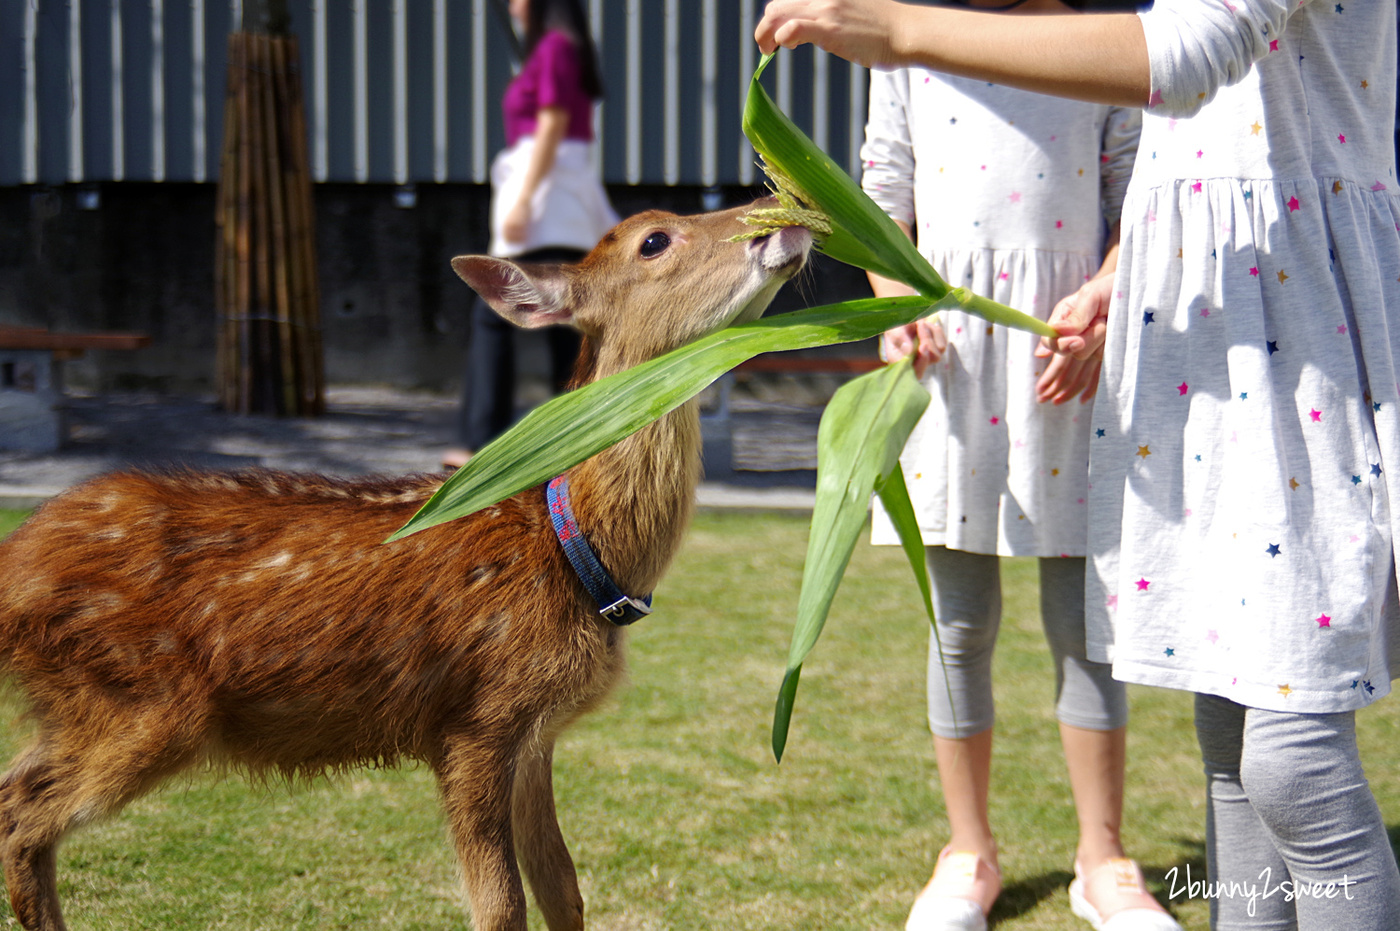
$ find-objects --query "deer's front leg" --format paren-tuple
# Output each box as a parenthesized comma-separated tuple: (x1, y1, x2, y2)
(434, 733, 529, 931)
(512, 738, 584, 931)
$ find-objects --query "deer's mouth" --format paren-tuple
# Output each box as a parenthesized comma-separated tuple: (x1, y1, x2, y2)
(749, 225, 812, 278)
(711, 226, 813, 332)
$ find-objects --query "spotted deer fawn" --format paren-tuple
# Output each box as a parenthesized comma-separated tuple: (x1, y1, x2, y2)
(0, 202, 810, 931)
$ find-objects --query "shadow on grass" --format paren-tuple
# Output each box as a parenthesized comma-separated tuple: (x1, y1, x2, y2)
(991, 867, 1073, 926)
(989, 841, 1205, 927)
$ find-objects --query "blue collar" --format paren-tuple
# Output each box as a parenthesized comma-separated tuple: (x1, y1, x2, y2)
(546, 474, 653, 626)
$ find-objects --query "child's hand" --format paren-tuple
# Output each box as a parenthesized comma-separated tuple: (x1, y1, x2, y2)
(1035, 352, 1101, 405)
(1041, 274, 1111, 361)
(883, 319, 946, 379)
(755, 0, 902, 67)
(1034, 274, 1111, 404)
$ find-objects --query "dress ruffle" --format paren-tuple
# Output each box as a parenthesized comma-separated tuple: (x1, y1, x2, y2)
(872, 248, 1099, 556)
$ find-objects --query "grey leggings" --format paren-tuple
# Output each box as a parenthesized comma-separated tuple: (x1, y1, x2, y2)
(925, 546, 1128, 738)
(1195, 694, 1400, 930)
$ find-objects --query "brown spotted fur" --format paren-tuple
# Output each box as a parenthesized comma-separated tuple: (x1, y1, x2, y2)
(0, 203, 810, 931)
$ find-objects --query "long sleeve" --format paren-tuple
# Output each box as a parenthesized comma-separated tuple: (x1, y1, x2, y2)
(1099, 106, 1140, 224)
(860, 67, 916, 227)
(1138, 0, 1305, 118)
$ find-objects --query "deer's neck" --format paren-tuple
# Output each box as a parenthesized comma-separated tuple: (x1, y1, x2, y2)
(563, 399, 702, 597)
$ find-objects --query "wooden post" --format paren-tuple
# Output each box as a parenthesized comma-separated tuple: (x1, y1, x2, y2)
(214, 3, 323, 415)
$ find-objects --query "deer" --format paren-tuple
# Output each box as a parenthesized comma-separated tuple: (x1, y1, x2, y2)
(0, 201, 811, 931)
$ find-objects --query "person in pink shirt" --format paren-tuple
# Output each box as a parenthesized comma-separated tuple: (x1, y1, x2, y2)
(447, 0, 616, 469)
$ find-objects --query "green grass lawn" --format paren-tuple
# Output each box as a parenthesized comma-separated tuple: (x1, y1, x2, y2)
(0, 510, 27, 538)
(0, 508, 1395, 929)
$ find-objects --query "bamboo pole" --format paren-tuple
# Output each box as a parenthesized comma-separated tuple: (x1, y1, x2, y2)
(215, 19, 323, 416)
(275, 34, 304, 413)
(235, 31, 255, 413)
(263, 35, 296, 415)
(250, 34, 277, 413)
(214, 33, 242, 412)
(283, 34, 325, 414)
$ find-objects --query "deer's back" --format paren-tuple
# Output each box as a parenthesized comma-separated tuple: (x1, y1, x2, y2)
(0, 469, 625, 775)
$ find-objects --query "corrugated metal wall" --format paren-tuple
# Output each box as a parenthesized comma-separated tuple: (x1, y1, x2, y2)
(1, 0, 868, 188)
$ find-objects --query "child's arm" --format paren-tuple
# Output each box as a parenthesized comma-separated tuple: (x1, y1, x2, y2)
(758, 0, 1305, 119)
(502, 106, 570, 244)
(869, 222, 947, 379)
(858, 67, 944, 377)
(755, 0, 1150, 107)
(1034, 223, 1119, 404)
(1033, 105, 1137, 403)
(1042, 255, 1114, 363)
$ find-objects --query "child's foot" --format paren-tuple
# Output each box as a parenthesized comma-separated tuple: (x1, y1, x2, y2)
(1068, 858, 1182, 931)
(906, 847, 1001, 931)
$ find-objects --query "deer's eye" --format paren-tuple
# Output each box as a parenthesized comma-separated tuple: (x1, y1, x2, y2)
(639, 232, 670, 258)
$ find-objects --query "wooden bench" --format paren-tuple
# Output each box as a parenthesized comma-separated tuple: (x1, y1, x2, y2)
(733, 356, 883, 376)
(0, 326, 151, 452)
(700, 351, 884, 476)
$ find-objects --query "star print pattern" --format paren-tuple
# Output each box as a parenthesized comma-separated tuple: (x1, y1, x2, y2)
(1083, 0, 1400, 714)
(863, 65, 1141, 558)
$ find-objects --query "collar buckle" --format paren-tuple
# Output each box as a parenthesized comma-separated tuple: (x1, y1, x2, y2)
(600, 594, 653, 625)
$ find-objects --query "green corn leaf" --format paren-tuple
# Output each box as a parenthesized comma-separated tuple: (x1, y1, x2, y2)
(744, 53, 943, 295)
(772, 355, 931, 761)
(742, 52, 1055, 340)
(388, 295, 942, 542)
(873, 463, 936, 633)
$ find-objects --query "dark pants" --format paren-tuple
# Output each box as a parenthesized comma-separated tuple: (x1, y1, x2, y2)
(458, 246, 584, 451)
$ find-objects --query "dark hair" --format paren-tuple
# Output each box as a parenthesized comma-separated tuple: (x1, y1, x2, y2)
(524, 0, 605, 100)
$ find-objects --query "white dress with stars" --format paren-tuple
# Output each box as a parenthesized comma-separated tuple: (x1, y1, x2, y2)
(864, 68, 1141, 557)
(1087, 0, 1400, 713)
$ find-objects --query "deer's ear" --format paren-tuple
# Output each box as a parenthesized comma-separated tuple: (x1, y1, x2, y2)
(451, 256, 574, 329)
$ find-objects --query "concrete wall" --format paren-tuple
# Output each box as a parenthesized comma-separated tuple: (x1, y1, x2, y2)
(0, 183, 875, 395)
